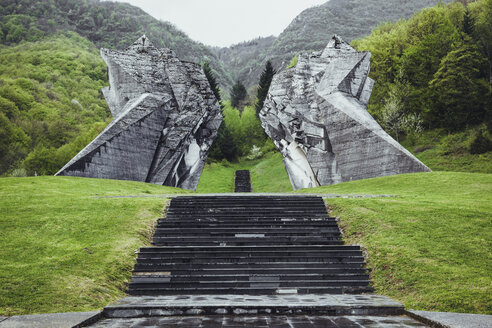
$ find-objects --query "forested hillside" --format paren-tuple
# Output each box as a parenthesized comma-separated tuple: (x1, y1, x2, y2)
(352, 0, 491, 158)
(219, 0, 452, 88)
(0, 0, 233, 87)
(0, 32, 111, 176)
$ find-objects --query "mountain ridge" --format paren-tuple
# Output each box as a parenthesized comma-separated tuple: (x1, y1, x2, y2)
(1, 0, 452, 91)
(217, 0, 453, 89)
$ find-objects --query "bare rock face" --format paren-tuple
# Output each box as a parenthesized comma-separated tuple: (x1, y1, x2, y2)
(260, 35, 430, 190)
(56, 36, 222, 190)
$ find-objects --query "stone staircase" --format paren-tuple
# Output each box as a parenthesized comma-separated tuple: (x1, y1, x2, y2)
(128, 196, 372, 295)
(88, 195, 427, 327)
(234, 170, 251, 192)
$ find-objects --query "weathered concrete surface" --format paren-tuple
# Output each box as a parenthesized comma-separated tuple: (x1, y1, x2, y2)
(102, 294, 404, 318)
(89, 315, 427, 327)
(0, 311, 100, 328)
(260, 35, 430, 190)
(56, 35, 222, 190)
(409, 310, 492, 328)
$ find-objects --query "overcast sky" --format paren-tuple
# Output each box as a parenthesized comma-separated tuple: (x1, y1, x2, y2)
(105, 0, 329, 47)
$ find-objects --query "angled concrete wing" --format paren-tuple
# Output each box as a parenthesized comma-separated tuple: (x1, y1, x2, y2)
(55, 36, 222, 190)
(260, 35, 430, 190)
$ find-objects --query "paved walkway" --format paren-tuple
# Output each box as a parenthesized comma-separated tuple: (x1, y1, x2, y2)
(408, 310, 492, 328)
(95, 193, 396, 199)
(0, 311, 99, 328)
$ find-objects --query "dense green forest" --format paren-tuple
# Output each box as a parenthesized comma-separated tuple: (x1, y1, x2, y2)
(352, 0, 491, 155)
(0, 31, 110, 176)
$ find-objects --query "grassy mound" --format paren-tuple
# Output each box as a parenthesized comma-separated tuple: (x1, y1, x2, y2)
(299, 172, 492, 314)
(0, 176, 188, 315)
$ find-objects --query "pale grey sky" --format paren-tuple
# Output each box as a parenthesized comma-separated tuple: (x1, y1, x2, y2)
(105, 0, 329, 47)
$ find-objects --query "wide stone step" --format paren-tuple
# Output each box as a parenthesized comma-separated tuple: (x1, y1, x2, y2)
(131, 273, 370, 283)
(131, 267, 369, 275)
(133, 262, 367, 271)
(128, 286, 374, 295)
(169, 204, 326, 208)
(164, 214, 332, 220)
(139, 245, 356, 252)
(136, 251, 361, 259)
(102, 294, 405, 318)
(153, 232, 341, 238)
(155, 223, 339, 229)
(157, 219, 337, 225)
(137, 246, 359, 254)
(154, 226, 340, 232)
(171, 196, 322, 201)
(152, 240, 344, 246)
(136, 257, 365, 265)
(129, 280, 371, 290)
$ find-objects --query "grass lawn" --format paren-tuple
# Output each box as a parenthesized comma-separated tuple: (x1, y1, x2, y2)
(299, 171, 492, 314)
(400, 129, 492, 174)
(196, 151, 292, 193)
(0, 176, 188, 316)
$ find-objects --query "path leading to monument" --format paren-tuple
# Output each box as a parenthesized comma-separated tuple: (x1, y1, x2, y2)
(88, 195, 427, 327)
(234, 170, 251, 192)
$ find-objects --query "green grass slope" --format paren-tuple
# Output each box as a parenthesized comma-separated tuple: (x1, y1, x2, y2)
(0, 176, 188, 315)
(196, 152, 292, 193)
(299, 172, 492, 314)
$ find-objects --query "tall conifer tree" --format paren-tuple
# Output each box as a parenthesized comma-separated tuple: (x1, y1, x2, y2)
(255, 60, 276, 114)
(202, 61, 222, 106)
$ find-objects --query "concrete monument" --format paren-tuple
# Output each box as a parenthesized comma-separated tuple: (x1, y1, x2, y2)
(260, 35, 430, 190)
(56, 36, 222, 190)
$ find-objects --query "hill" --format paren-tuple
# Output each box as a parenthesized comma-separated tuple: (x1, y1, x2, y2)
(0, 0, 233, 87)
(0, 176, 188, 315)
(218, 0, 453, 88)
(299, 171, 492, 314)
(0, 31, 111, 176)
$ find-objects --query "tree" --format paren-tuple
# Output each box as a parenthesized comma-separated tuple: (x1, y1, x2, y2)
(429, 42, 490, 130)
(202, 61, 221, 106)
(470, 0, 492, 87)
(381, 75, 422, 141)
(212, 122, 238, 162)
(230, 80, 247, 108)
(255, 60, 276, 115)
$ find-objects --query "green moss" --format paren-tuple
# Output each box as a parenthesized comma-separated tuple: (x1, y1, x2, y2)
(286, 55, 298, 69)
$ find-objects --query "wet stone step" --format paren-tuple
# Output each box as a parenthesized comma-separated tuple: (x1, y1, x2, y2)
(102, 294, 403, 317)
